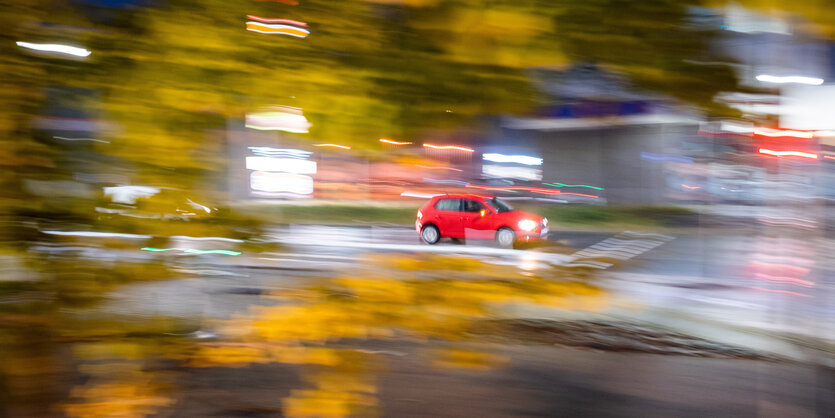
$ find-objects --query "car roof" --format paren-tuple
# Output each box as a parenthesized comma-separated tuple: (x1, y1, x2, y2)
(433, 193, 492, 200)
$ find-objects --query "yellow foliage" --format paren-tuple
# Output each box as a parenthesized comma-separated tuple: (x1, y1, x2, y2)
(283, 390, 378, 418)
(335, 277, 414, 303)
(64, 360, 173, 418)
(189, 344, 269, 368)
(73, 342, 146, 361)
(271, 346, 343, 366)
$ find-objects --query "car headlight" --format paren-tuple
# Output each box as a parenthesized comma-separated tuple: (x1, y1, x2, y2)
(542, 218, 548, 227)
(417, 210, 422, 219)
(518, 219, 537, 231)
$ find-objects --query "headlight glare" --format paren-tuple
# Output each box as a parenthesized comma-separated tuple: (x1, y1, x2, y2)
(518, 219, 537, 231)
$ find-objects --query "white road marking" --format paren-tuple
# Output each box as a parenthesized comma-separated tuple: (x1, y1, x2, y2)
(570, 233, 675, 266)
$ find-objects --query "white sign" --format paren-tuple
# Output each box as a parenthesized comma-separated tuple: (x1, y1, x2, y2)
(482, 164, 542, 181)
(483, 153, 543, 166)
(250, 172, 313, 194)
(245, 156, 317, 174)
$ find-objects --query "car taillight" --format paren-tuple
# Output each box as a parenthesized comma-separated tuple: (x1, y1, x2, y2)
(417, 210, 422, 219)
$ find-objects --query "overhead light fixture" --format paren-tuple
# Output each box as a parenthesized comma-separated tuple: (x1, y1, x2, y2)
(755, 75, 824, 85)
(482, 153, 543, 166)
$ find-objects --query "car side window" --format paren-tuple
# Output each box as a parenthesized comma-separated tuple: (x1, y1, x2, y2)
(434, 198, 461, 211)
(462, 199, 485, 213)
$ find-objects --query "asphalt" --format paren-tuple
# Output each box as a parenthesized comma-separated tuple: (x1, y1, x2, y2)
(38, 219, 834, 417)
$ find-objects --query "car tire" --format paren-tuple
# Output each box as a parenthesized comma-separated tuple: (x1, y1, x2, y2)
(421, 224, 441, 245)
(495, 227, 515, 248)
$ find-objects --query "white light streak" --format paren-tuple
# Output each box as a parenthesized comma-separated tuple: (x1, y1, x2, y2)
(16, 41, 91, 57)
(756, 75, 824, 85)
(482, 153, 543, 165)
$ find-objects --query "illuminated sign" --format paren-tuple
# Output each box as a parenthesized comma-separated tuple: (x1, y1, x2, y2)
(482, 153, 543, 165)
(250, 171, 313, 194)
(482, 164, 542, 181)
(245, 156, 317, 174)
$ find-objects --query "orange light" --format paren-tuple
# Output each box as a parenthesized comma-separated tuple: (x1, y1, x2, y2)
(681, 184, 701, 190)
(423, 143, 473, 152)
(380, 138, 413, 145)
(245, 22, 309, 37)
(416, 165, 462, 172)
(314, 143, 350, 149)
(753, 128, 814, 139)
(758, 148, 818, 159)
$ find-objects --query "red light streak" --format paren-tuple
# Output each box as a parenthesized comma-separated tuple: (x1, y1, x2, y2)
(824, 155, 835, 160)
(423, 143, 474, 152)
(753, 273, 814, 287)
(758, 148, 818, 159)
(681, 184, 701, 190)
(465, 184, 598, 198)
(246, 16, 308, 26)
(748, 261, 810, 275)
(753, 128, 814, 139)
(748, 287, 810, 297)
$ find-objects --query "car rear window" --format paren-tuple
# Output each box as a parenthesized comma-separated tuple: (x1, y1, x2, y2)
(434, 198, 461, 211)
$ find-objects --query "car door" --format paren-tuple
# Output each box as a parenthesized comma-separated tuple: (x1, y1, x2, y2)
(459, 199, 494, 239)
(432, 198, 464, 237)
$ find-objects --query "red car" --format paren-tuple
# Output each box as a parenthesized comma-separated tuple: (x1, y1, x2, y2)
(416, 194, 548, 247)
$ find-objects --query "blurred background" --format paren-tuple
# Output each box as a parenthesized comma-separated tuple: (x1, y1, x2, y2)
(1, 0, 833, 416)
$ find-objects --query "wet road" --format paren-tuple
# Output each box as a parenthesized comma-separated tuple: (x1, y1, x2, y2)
(86, 223, 835, 361)
(257, 224, 835, 352)
(39, 222, 834, 417)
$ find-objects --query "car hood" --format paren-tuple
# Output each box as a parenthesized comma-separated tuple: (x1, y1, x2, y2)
(496, 210, 544, 224)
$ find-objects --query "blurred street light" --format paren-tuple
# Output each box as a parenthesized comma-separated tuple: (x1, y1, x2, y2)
(380, 139, 412, 145)
(423, 143, 473, 152)
(16, 41, 91, 57)
(756, 75, 824, 85)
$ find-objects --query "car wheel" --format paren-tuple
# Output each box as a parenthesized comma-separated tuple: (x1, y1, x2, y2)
(421, 225, 440, 244)
(495, 227, 515, 248)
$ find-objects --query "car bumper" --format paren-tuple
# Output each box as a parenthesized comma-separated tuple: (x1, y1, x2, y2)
(520, 227, 549, 241)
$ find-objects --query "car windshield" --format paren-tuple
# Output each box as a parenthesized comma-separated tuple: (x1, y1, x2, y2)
(488, 197, 514, 213)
